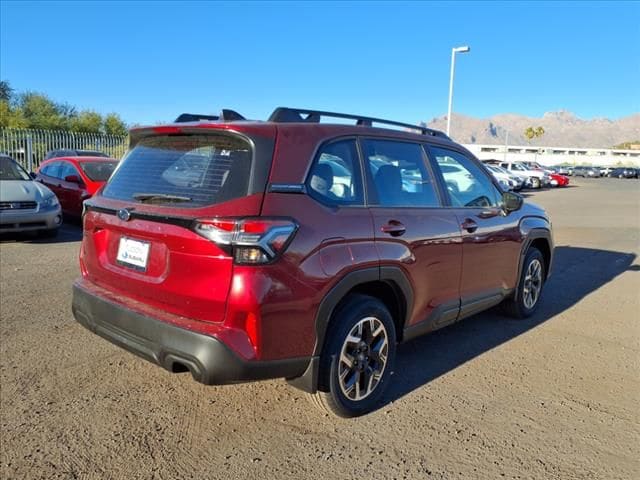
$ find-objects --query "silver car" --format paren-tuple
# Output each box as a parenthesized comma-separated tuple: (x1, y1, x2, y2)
(0, 155, 62, 237)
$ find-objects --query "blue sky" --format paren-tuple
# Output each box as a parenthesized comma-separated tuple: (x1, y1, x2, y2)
(1, 1, 639, 125)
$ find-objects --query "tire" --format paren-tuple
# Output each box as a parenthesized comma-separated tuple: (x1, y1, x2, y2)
(309, 294, 397, 418)
(502, 247, 546, 319)
(530, 177, 541, 189)
(618, 174, 624, 179)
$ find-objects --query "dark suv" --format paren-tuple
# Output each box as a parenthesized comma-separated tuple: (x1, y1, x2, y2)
(44, 149, 110, 160)
(72, 108, 553, 417)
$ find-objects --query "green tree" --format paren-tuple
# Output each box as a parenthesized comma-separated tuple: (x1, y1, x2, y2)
(104, 113, 128, 136)
(0, 80, 13, 102)
(19, 92, 70, 130)
(70, 110, 103, 133)
(0, 100, 28, 128)
(0, 81, 129, 135)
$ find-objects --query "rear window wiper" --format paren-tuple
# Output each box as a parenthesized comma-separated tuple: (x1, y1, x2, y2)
(133, 193, 193, 203)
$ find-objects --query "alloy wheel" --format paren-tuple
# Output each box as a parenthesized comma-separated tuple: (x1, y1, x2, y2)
(523, 259, 543, 309)
(337, 317, 389, 401)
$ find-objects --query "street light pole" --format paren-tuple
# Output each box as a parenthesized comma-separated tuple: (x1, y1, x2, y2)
(504, 130, 509, 162)
(446, 45, 470, 137)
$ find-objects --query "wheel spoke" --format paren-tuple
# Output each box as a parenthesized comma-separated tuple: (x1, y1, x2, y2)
(372, 324, 385, 338)
(345, 332, 361, 346)
(340, 351, 355, 369)
(366, 365, 380, 394)
(354, 371, 362, 399)
(343, 370, 359, 398)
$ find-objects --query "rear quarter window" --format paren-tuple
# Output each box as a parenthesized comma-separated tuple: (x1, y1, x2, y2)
(80, 161, 118, 182)
(102, 134, 253, 207)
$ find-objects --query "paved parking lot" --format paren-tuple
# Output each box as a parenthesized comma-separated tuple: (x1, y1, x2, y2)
(1, 178, 639, 480)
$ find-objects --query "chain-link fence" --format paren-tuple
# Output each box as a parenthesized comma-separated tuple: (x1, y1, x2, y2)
(0, 128, 129, 171)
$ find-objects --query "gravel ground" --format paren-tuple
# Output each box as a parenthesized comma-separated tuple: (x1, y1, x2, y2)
(1, 177, 639, 480)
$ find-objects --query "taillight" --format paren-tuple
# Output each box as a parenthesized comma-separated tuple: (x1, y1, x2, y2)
(193, 217, 298, 265)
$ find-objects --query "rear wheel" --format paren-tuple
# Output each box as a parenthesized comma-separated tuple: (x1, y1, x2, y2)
(530, 177, 541, 189)
(309, 295, 396, 417)
(502, 247, 545, 319)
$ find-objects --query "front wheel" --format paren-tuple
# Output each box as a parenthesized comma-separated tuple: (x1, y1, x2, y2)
(309, 295, 396, 417)
(502, 247, 546, 319)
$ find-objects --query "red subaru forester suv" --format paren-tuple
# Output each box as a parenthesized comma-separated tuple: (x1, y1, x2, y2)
(73, 108, 553, 417)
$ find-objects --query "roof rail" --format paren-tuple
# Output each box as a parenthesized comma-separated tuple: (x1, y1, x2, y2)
(175, 109, 246, 123)
(268, 107, 449, 139)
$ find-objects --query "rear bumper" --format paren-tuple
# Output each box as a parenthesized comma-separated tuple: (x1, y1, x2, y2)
(72, 281, 309, 385)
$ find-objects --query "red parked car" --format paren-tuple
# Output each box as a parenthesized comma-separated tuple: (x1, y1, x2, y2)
(548, 173, 570, 187)
(36, 156, 118, 217)
(72, 108, 554, 417)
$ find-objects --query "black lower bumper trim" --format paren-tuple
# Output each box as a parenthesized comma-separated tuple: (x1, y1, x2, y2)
(72, 282, 309, 385)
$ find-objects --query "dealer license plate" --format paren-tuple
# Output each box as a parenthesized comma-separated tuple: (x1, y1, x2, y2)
(116, 237, 150, 271)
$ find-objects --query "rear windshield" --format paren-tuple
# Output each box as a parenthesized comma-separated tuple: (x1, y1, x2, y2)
(80, 161, 118, 182)
(102, 134, 252, 207)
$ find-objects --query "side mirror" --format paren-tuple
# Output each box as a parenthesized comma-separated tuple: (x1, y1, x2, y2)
(64, 174, 82, 184)
(29, 172, 37, 179)
(502, 191, 523, 213)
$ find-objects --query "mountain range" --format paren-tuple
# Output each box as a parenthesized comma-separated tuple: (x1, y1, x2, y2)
(423, 111, 640, 149)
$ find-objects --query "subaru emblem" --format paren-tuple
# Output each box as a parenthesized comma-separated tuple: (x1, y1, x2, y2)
(117, 208, 132, 222)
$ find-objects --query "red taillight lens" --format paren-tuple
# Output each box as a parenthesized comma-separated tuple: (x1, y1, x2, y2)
(193, 217, 298, 265)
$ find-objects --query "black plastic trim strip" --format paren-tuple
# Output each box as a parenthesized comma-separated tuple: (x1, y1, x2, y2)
(402, 299, 460, 342)
(84, 203, 195, 229)
(72, 282, 309, 385)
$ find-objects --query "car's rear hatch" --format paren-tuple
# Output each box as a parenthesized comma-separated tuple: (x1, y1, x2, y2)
(80, 125, 276, 323)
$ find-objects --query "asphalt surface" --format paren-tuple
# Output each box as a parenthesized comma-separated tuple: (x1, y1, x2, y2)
(1, 177, 639, 480)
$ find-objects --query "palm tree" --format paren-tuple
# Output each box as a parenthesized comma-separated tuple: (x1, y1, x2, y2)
(524, 126, 545, 162)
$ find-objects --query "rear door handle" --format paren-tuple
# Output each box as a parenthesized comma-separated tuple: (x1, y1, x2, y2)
(461, 218, 478, 233)
(381, 221, 406, 237)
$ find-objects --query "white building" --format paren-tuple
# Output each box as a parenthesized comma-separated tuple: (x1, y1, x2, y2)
(464, 144, 640, 167)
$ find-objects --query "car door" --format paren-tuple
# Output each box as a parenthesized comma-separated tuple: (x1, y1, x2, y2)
(361, 138, 463, 334)
(298, 138, 378, 277)
(56, 161, 81, 215)
(60, 162, 87, 216)
(428, 146, 523, 317)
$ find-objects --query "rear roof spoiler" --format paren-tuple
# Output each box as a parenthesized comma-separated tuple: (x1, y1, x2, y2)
(175, 109, 246, 123)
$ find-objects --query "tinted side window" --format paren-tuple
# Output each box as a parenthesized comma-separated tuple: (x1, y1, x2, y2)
(362, 139, 439, 207)
(430, 147, 501, 208)
(306, 140, 363, 205)
(59, 162, 79, 180)
(43, 162, 62, 179)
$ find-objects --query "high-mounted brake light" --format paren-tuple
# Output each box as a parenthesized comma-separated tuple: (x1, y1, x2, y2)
(193, 218, 298, 265)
